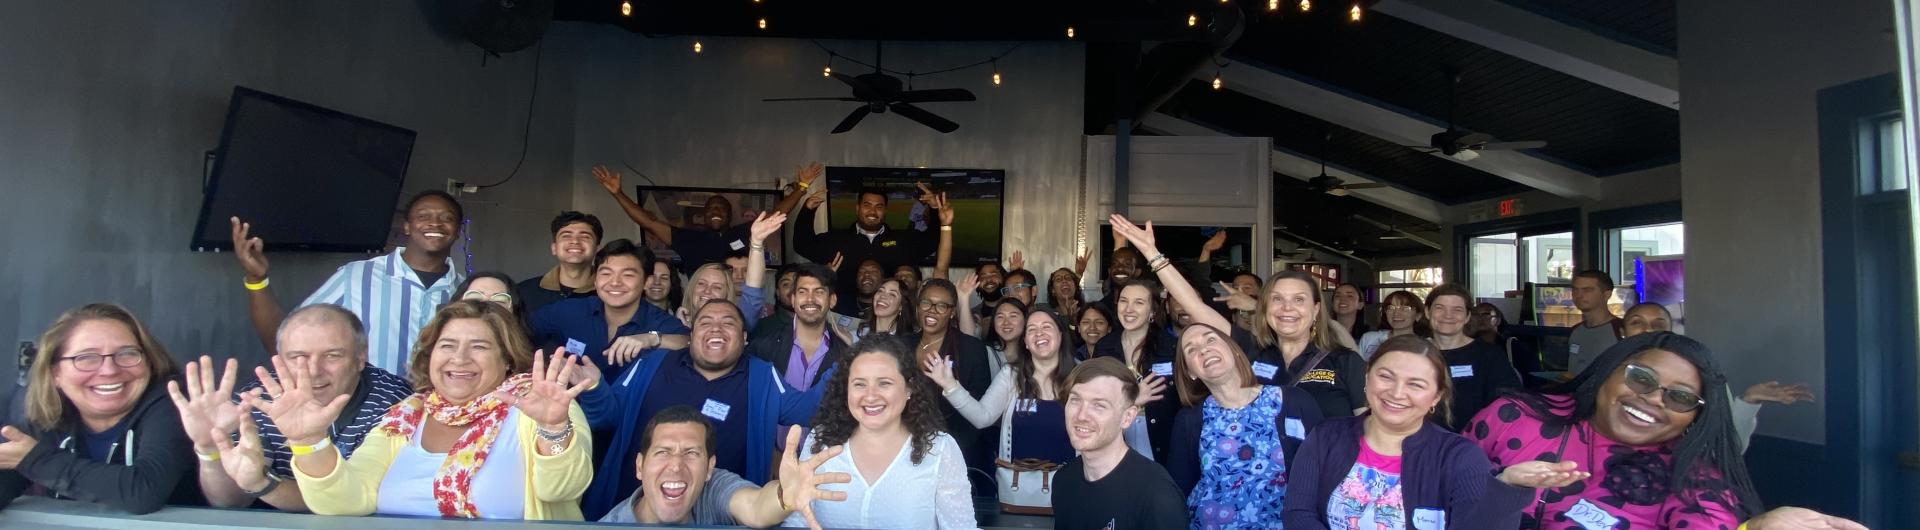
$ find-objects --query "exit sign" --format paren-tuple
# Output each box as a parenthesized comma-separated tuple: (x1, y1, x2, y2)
(1497, 198, 1524, 217)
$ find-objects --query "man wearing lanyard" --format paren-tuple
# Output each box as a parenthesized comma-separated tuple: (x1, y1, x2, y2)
(746, 264, 849, 392)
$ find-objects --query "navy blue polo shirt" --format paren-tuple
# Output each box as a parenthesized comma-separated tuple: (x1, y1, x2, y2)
(634, 349, 751, 480)
(529, 297, 689, 379)
(670, 224, 755, 276)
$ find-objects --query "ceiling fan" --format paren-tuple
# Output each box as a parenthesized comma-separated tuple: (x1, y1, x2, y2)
(762, 42, 976, 134)
(1410, 70, 1548, 161)
(1304, 131, 1387, 197)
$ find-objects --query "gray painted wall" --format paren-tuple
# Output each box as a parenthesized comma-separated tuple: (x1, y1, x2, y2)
(0, 2, 579, 383)
(566, 29, 1088, 279)
(1678, 0, 1897, 444)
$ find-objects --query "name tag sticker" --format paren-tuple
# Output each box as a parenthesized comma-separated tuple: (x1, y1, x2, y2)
(1252, 362, 1279, 381)
(1284, 417, 1306, 440)
(701, 399, 731, 422)
(1021, 400, 1039, 413)
(564, 338, 585, 355)
(729, 240, 746, 251)
(1151, 362, 1173, 377)
(1450, 365, 1475, 378)
(1411, 508, 1446, 530)
(1566, 498, 1621, 530)
(1569, 343, 1582, 354)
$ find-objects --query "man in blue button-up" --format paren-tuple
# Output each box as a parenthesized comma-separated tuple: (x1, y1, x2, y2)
(530, 238, 690, 379)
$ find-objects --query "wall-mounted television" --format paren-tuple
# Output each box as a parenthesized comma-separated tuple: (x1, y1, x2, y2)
(825, 166, 1005, 266)
(190, 86, 416, 252)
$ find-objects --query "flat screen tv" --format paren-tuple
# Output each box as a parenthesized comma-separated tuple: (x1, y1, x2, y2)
(825, 166, 1005, 266)
(190, 86, 417, 252)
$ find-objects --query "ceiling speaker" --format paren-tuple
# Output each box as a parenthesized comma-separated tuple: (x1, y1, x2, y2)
(446, 0, 554, 54)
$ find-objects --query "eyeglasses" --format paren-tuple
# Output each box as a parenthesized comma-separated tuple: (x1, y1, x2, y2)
(1385, 305, 1416, 314)
(464, 290, 513, 304)
(60, 350, 146, 372)
(1622, 364, 1705, 413)
(999, 283, 1035, 296)
(918, 300, 956, 313)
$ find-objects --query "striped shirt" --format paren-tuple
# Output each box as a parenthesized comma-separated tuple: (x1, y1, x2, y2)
(237, 365, 414, 478)
(300, 247, 460, 376)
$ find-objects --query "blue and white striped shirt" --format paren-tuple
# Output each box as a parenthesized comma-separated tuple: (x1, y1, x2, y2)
(237, 365, 415, 478)
(300, 247, 460, 376)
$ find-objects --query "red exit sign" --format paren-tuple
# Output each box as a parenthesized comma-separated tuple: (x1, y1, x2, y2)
(1497, 198, 1523, 217)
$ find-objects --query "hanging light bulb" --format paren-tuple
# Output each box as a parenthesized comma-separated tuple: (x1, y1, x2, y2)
(1350, 4, 1362, 21)
(1066, 26, 1075, 39)
(991, 60, 1002, 86)
(1300, 0, 1311, 12)
(620, 0, 631, 16)
(1188, 13, 1198, 26)
(693, 39, 702, 53)
(823, 65, 832, 77)
(1269, 0, 1280, 11)
(757, 17, 767, 30)
(1212, 71, 1223, 90)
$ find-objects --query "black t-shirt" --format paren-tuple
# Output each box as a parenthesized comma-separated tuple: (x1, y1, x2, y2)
(413, 268, 447, 290)
(669, 224, 755, 276)
(1052, 450, 1190, 530)
(1234, 327, 1368, 419)
(1439, 339, 1524, 431)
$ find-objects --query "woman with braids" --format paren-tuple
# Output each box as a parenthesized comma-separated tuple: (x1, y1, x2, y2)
(1467, 332, 1761, 529)
(785, 335, 978, 529)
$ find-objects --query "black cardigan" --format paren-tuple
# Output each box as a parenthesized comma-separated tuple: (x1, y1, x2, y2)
(1093, 330, 1180, 464)
(0, 382, 198, 514)
(1167, 384, 1326, 497)
(746, 314, 850, 390)
(1281, 416, 1534, 530)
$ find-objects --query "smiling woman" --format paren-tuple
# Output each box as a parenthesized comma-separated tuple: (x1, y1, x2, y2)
(0, 303, 194, 514)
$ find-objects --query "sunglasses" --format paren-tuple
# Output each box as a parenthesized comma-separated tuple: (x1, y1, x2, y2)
(1622, 364, 1705, 413)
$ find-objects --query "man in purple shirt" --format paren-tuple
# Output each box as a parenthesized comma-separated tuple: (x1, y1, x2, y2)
(746, 263, 848, 392)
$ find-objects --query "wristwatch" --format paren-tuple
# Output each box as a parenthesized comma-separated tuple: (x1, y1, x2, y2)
(241, 473, 282, 498)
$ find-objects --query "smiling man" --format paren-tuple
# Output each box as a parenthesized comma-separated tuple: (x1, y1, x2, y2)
(232, 190, 467, 374)
(579, 300, 830, 521)
(598, 407, 848, 527)
(593, 164, 819, 276)
(530, 239, 690, 380)
(1050, 357, 1188, 529)
(794, 186, 943, 316)
(518, 211, 603, 314)
(747, 264, 849, 393)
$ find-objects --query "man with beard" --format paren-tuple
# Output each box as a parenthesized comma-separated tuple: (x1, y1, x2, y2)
(530, 239, 691, 379)
(592, 163, 820, 276)
(579, 300, 829, 520)
(748, 264, 849, 393)
(1049, 358, 1189, 529)
(597, 407, 848, 527)
(518, 211, 604, 314)
(845, 258, 887, 316)
(794, 185, 944, 313)
(966, 261, 1007, 318)
(231, 190, 466, 373)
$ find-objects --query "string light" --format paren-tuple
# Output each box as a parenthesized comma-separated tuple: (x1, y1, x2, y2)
(1066, 26, 1075, 39)
(757, 17, 767, 30)
(619, 0, 631, 17)
(991, 60, 1001, 86)
(1269, 0, 1280, 11)
(1212, 70, 1223, 90)
(1188, 13, 1198, 26)
(1350, 4, 1362, 21)
(1300, 0, 1312, 12)
(693, 39, 702, 53)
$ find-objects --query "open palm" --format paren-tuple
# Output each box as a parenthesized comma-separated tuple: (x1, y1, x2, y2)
(501, 350, 591, 427)
(167, 355, 246, 451)
(591, 165, 623, 195)
(214, 400, 274, 489)
(246, 355, 349, 445)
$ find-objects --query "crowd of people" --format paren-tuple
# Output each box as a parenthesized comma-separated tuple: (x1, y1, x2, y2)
(0, 163, 1857, 530)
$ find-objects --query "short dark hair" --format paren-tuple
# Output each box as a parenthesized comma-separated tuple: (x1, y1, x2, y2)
(1065, 356, 1140, 405)
(593, 238, 652, 271)
(638, 405, 716, 456)
(1573, 269, 1615, 291)
(1005, 268, 1035, 287)
(1425, 283, 1473, 309)
(857, 188, 890, 202)
(406, 190, 464, 223)
(549, 211, 603, 241)
(792, 263, 838, 297)
(1232, 271, 1262, 286)
(975, 262, 1005, 275)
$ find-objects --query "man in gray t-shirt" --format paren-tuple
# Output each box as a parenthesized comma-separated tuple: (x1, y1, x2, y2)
(1566, 270, 1623, 375)
(596, 404, 849, 526)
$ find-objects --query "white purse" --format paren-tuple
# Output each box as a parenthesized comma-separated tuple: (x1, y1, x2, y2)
(993, 398, 1061, 515)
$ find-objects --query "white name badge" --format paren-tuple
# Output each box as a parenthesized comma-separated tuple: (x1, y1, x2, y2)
(1569, 343, 1582, 354)
(1150, 362, 1173, 377)
(729, 239, 746, 251)
(564, 338, 586, 355)
(1284, 417, 1306, 440)
(1411, 508, 1447, 530)
(1252, 362, 1279, 381)
(1565, 498, 1621, 530)
(1450, 365, 1475, 379)
(701, 399, 732, 422)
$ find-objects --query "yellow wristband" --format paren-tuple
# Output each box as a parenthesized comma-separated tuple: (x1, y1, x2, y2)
(796, 181, 810, 190)
(195, 449, 220, 462)
(244, 277, 270, 291)
(940, 225, 952, 231)
(1736, 524, 1748, 530)
(289, 437, 332, 456)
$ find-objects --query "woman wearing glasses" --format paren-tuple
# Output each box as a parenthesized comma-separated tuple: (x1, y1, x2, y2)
(0, 303, 195, 514)
(904, 278, 995, 496)
(458, 272, 526, 315)
(1355, 291, 1432, 360)
(1466, 332, 1760, 529)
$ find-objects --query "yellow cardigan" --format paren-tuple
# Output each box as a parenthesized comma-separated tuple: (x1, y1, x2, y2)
(292, 403, 593, 520)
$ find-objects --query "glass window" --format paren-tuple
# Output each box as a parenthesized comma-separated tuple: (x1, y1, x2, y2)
(1470, 233, 1517, 300)
(1865, 116, 1911, 195)
(1613, 222, 1684, 286)
(1376, 267, 1444, 303)
(1522, 232, 1574, 285)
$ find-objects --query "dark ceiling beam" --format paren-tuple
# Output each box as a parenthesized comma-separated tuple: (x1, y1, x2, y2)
(1276, 228, 1373, 267)
(1370, 0, 1679, 109)
(1348, 214, 1442, 249)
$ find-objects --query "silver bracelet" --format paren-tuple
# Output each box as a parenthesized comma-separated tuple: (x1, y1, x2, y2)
(536, 423, 573, 442)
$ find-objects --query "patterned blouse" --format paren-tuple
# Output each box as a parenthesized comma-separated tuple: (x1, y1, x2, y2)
(1189, 385, 1291, 529)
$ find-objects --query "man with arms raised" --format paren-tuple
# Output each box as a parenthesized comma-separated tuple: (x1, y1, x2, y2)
(794, 184, 944, 316)
(600, 406, 847, 528)
(168, 304, 413, 511)
(1050, 357, 1188, 529)
(592, 163, 820, 276)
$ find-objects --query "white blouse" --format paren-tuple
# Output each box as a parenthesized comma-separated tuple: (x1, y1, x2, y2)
(782, 431, 979, 530)
(373, 410, 528, 519)
(1357, 329, 1394, 360)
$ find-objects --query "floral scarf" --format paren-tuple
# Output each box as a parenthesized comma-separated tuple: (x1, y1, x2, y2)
(376, 373, 532, 518)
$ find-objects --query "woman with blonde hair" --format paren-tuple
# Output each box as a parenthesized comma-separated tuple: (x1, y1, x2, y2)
(0, 303, 193, 514)
(268, 300, 595, 520)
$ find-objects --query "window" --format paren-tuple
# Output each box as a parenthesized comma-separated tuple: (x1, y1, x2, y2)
(1612, 222, 1684, 287)
(1377, 267, 1443, 302)
(1864, 115, 1911, 195)
(1469, 233, 1517, 299)
(1522, 232, 1574, 285)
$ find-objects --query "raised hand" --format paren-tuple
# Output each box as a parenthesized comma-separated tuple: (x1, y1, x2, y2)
(795, 162, 824, 188)
(565, 354, 603, 388)
(1109, 214, 1159, 257)
(914, 182, 937, 205)
(826, 252, 844, 272)
(1201, 230, 1227, 258)
(604, 335, 654, 367)
(779, 425, 850, 530)
(167, 356, 246, 454)
(1742, 381, 1815, 405)
(0, 426, 37, 470)
(245, 355, 351, 446)
(750, 211, 787, 244)
(919, 355, 959, 392)
(229, 217, 270, 282)
(1135, 373, 1167, 406)
(1008, 250, 1025, 272)
(933, 192, 955, 227)
(1213, 281, 1257, 312)
(956, 273, 978, 304)
(591, 165, 624, 196)
(213, 400, 275, 492)
(498, 350, 593, 428)
(1497, 460, 1590, 489)
(805, 192, 826, 211)
(1073, 248, 1091, 277)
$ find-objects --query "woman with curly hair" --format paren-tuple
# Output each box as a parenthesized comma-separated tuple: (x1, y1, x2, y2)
(1466, 332, 1761, 529)
(785, 335, 978, 529)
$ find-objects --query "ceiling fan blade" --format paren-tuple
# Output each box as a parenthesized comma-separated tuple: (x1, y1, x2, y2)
(829, 72, 880, 100)
(1455, 132, 1495, 147)
(1404, 145, 1441, 152)
(830, 106, 872, 134)
(888, 102, 959, 133)
(1342, 183, 1390, 190)
(1480, 140, 1548, 150)
(893, 88, 976, 103)
(763, 97, 865, 102)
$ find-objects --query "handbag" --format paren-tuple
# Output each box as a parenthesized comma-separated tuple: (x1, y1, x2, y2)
(994, 398, 1062, 515)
